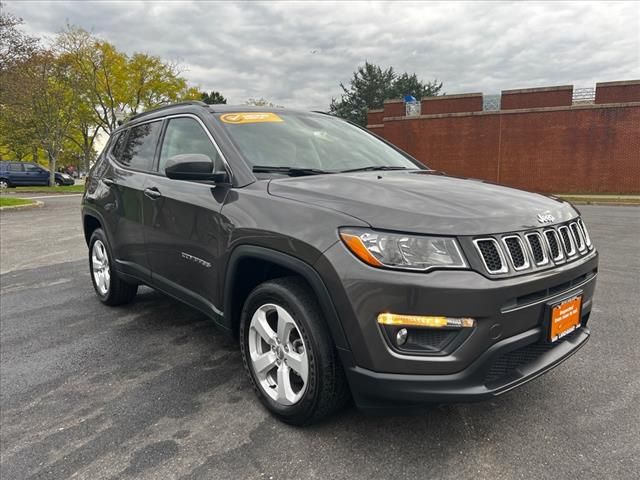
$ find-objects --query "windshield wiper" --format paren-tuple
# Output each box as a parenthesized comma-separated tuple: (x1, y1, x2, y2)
(338, 165, 413, 173)
(252, 166, 332, 177)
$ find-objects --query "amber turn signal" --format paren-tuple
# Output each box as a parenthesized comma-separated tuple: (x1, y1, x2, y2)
(339, 232, 383, 267)
(377, 313, 475, 329)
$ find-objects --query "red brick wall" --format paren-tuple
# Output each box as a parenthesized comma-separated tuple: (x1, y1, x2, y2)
(421, 93, 483, 115)
(595, 80, 640, 104)
(501, 86, 573, 109)
(367, 109, 384, 125)
(383, 99, 405, 117)
(376, 104, 640, 194)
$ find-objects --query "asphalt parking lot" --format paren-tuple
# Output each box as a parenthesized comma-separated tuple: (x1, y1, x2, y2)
(1, 195, 639, 480)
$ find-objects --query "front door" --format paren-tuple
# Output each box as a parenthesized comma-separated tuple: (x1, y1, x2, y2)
(24, 163, 49, 185)
(142, 116, 228, 318)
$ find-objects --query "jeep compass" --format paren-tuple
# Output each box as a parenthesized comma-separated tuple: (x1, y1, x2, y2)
(82, 101, 598, 424)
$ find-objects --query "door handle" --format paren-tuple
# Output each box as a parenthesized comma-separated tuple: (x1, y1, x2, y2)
(102, 178, 115, 186)
(144, 187, 162, 200)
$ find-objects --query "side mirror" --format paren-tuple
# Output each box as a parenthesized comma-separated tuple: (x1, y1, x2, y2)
(164, 154, 228, 183)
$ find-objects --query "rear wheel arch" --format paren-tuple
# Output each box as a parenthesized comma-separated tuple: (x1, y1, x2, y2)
(83, 214, 102, 246)
(223, 245, 350, 351)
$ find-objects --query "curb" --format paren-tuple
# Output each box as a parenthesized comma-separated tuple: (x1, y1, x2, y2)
(0, 200, 44, 211)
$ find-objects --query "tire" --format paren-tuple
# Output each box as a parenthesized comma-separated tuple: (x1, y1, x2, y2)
(240, 277, 349, 425)
(89, 228, 138, 306)
(55, 179, 62, 186)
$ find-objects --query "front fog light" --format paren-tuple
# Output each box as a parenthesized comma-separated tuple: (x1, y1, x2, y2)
(396, 328, 408, 345)
(378, 313, 475, 329)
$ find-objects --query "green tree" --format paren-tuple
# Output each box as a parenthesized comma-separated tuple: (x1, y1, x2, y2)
(329, 61, 443, 126)
(19, 51, 78, 185)
(201, 90, 227, 104)
(0, 7, 40, 161)
(390, 72, 442, 100)
(57, 26, 201, 135)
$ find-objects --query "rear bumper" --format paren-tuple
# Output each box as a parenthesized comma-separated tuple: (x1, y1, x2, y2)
(344, 325, 590, 410)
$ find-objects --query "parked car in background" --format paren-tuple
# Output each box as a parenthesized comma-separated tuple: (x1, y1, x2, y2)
(0, 161, 75, 188)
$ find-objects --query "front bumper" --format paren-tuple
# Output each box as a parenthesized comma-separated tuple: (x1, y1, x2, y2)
(343, 325, 589, 410)
(315, 241, 598, 407)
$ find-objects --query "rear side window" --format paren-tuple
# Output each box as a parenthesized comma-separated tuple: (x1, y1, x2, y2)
(9, 163, 24, 172)
(158, 117, 219, 173)
(110, 131, 127, 161)
(119, 121, 162, 171)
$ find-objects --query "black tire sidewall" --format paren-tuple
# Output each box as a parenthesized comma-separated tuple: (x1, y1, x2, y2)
(240, 282, 327, 423)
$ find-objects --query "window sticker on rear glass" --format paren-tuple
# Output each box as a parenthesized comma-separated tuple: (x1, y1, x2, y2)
(219, 112, 283, 124)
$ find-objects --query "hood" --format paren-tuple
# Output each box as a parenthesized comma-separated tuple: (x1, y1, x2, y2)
(267, 171, 577, 235)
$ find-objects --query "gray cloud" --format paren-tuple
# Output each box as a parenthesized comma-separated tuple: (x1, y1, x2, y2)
(8, 0, 640, 110)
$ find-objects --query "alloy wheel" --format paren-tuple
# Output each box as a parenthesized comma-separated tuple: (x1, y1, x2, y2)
(248, 303, 309, 406)
(0, 180, 8, 189)
(91, 240, 111, 295)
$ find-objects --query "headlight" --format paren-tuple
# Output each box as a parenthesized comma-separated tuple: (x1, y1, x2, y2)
(339, 228, 468, 271)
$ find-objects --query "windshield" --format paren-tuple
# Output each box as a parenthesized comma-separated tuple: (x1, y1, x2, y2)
(213, 111, 423, 173)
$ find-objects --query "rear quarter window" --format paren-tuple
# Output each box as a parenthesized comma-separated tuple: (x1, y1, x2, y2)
(116, 121, 162, 172)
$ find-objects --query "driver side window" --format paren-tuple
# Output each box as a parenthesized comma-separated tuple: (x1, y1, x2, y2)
(159, 117, 219, 174)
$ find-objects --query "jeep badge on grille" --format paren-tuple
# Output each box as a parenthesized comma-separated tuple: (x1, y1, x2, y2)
(537, 212, 555, 224)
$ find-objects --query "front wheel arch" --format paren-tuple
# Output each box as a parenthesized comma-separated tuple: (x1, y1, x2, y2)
(223, 245, 350, 352)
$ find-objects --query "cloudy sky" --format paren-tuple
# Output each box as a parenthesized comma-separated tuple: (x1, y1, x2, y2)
(7, 1, 640, 110)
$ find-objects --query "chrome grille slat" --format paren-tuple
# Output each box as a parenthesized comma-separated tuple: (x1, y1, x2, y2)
(558, 225, 577, 257)
(502, 235, 530, 270)
(525, 232, 549, 266)
(570, 222, 586, 252)
(473, 238, 508, 274)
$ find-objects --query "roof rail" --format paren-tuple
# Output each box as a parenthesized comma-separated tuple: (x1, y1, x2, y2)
(126, 100, 208, 123)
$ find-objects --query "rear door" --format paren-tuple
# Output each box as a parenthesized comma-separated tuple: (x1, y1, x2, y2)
(8, 162, 27, 185)
(102, 121, 163, 278)
(142, 115, 228, 317)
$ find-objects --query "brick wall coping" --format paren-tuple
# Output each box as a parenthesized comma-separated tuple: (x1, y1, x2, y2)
(596, 79, 640, 87)
(366, 124, 385, 129)
(502, 85, 573, 95)
(381, 101, 640, 122)
(421, 92, 482, 101)
(383, 98, 404, 104)
(367, 108, 384, 113)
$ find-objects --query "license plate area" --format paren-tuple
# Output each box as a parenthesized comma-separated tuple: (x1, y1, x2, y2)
(547, 294, 582, 342)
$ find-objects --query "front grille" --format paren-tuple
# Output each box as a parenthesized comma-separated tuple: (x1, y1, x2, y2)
(544, 229, 563, 261)
(558, 226, 576, 256)
(525, 232, 547, 265)
(484, 329, 581, 385)
(472, 218, 593, 275)
(570, 222, 586, 252)
(578, 219, 592, 248)
(474, 239, 506, 273)
(503, 236, 528, 269)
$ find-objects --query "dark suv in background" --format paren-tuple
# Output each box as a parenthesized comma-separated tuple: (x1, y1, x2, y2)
(82, 101, 598, 425)
(0, 160, 75, 188)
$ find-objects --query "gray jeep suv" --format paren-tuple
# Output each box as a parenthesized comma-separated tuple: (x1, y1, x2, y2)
(82, 101, 598, 424)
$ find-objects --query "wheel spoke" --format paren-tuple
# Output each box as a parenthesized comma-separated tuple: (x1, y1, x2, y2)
(252, 310, 276, 343)
(276, 364, 296, 405)
(285, 350, 308, 383)
(252, 351, 277, 376)
(276, 305, 295, 343)
(92, 258, 102, 271)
